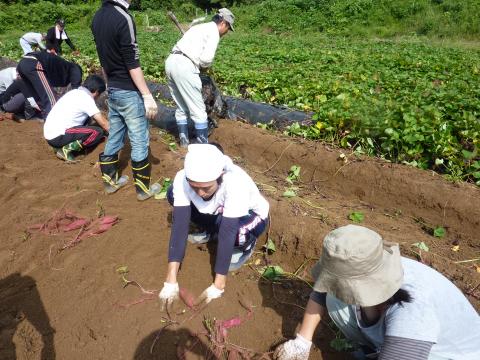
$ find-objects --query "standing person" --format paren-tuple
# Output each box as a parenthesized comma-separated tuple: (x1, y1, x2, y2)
(46, 19, 77, 55)
(91, 0, 160, 200)
(43, 75, 109, 162)
(165, 8, 235, 147)
(16, 51, 82, 119)
(158, 144, 269, 308)
(19, 32, 46, 55)
(274, 225, 480, 360)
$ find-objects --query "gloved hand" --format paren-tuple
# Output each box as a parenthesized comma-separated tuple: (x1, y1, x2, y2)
(158, 282, 179, 311)
(274, 334, 312, 360)
(142, 93, 158, 120)
(196, 284, 224, 305)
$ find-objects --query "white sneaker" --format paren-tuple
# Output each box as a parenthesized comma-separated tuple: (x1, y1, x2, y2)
(187, 231, 210, 244)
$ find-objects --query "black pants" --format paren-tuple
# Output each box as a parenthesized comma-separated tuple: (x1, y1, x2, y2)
(17, 58, 56, 119)
(47, 126, 105, 148)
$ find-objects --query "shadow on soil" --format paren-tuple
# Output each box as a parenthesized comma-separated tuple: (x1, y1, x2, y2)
(0, 273, 55, 360)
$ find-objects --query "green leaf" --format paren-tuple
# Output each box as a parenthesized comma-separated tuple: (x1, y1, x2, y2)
(348, 211, 364, 223)
(286, 165, 301, 184)
(412, 242, 429, 252)
(116, 266, 129, 275)
(330, 338, 354, 352)
(433, 227, 446, 238)
(154, 178, 173, 200)
(262, 238, 276, 253)
(283, 189, 297, 198)
(261, 265, 284, 280)
(462, 150, 474, 160)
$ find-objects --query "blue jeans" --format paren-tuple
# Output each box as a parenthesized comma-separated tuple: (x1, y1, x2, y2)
(104, 88, 149, 162)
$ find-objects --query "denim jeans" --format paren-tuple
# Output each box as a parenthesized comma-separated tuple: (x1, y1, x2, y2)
(104, 88, 149, 162)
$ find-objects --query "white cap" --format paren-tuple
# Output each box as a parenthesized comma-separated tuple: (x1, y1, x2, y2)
(184, 144, 226, 182)
(218, 8, 235, 31)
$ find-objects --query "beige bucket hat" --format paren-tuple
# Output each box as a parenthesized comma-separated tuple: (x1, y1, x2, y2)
(311, 225, 403, 307)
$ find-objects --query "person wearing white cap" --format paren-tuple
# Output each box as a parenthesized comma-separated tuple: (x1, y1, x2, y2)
(165, 8, 235, 147)
(275, 225, 480, 360)
(159, 143, 269, 307)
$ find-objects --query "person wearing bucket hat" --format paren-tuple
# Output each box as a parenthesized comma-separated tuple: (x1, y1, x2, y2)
(165, 8, 234, 148)
(159, 143, 269, 308)
(275, 225, 480, 360)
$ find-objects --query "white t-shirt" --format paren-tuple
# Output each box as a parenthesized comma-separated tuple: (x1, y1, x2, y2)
(172, 21, 220, 69)
(356, 257, 480, 359)
(172, 157, 269, 219)
(43, 87, 100, 140)
(0, 67, 16, 93)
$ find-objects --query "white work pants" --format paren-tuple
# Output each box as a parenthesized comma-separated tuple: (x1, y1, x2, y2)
(165, 53, 208, 128)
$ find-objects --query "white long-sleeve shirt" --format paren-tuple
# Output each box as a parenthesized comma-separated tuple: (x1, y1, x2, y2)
(172, 21, 220, 69)
(21, 32, 46, 49)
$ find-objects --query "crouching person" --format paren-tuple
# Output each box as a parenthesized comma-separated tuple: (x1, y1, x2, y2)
(159, 144, 270, 307)
(43, 75, 109, 162)
(274, 225, 480, 360)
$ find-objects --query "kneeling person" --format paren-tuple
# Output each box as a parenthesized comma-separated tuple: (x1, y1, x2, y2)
(159, 144, 270, 306)
(43, 75, 109, 162)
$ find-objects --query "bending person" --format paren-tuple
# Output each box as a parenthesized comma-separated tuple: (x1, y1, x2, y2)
(274, 225, 480, 360)
(165, 8, 234, 147)
(20, 32, 46, 55)
(43, 75, 108, 162)
(159, 144, 269, 307)
(17, 51, 82, 119)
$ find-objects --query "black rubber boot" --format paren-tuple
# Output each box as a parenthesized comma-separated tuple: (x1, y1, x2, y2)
(131, 158, 161, 201)
(99, 153, 128, 194)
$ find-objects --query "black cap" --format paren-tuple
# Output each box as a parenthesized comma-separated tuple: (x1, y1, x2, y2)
(56, 19, 65, 27)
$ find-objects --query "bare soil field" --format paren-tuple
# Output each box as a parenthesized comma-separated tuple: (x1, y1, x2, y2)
(0, 118, 479, 359)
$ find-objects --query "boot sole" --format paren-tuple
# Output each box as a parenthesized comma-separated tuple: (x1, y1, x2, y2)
(56, 152, 78, 163)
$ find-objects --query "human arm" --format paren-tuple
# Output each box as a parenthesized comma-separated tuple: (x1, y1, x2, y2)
(45, 28, 55, 51)
(159, 205, 191, 307)
(92, 112, 109, 133)
(198, 30, 219, 68)
(274, 294, 326, 360)
(379, 336, 434, 360)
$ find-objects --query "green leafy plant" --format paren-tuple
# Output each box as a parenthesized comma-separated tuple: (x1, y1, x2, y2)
(286, 165, 301, 184)
(433, 227, 446, 238)
(412, 242, 430, 252)
(154, 178, 173, 200)
(348, 211, 364, 223)
(260, 265, 284, 280)
(262, 238, 276, 254)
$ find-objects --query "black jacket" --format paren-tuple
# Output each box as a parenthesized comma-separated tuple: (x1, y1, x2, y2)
(46, 26, 75, 54)
(91, 0, 141, 91)
(22, 52, 82, 88)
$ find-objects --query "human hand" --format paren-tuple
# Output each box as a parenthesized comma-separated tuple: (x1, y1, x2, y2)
(274, 334, 312, 360)
(142, 93, 158, 120)
(158, 282, 179, 311)
(196, 284, 224, 305)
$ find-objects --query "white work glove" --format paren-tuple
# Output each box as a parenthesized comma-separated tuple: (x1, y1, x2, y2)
(158, 282, 179, 311)
(196, 284, 224, 305)
(274, 334, 312, 360)
(142, 93, 158, 120)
